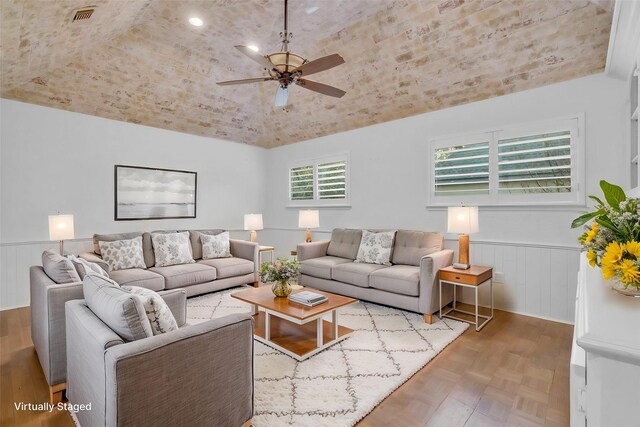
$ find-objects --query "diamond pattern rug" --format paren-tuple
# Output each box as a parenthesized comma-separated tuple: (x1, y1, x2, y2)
(187, 287, 468, 427)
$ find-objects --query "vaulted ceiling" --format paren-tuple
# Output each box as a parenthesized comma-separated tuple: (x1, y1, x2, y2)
(1, 0, 613, 148)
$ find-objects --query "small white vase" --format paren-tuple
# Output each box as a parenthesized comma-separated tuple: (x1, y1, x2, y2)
(609, 278, 640, 297)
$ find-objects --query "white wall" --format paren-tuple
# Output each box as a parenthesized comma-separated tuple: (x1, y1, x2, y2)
(262, 73, 628, 323)
(0, 99, 267, 309)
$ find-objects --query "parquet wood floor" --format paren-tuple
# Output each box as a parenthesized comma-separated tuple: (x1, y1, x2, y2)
(1, 305, 572, 426)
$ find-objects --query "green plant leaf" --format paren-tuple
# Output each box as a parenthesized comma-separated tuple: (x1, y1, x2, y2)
(571, 210, 604, 228)
(588, 195, 605, 207)
(595, 216, 619, 234)
(600, 180, 626, 210)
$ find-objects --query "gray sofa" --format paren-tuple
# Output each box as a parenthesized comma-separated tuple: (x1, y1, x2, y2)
(66, 300, 253, 427)
(80, 229, 259, 295)
(297, 229, 454, 323)
(30, 228, 258, 403)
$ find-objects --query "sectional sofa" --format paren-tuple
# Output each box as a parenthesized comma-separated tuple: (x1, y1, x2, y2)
(297, 229, 454, 323)
(30, 229, 259, 403)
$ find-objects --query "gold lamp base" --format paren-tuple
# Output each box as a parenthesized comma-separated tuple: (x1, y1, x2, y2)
(250, 230, 257, 243)
(305, 229, 312, 243)
(455, 234, 470, 269)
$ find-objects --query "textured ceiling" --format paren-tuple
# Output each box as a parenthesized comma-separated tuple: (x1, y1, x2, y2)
(1, 0, 613, 148)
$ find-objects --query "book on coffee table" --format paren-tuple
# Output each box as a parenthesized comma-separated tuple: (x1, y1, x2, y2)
(289, 291, 328, 306)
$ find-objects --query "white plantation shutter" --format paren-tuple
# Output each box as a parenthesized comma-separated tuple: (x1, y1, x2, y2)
(498, 131, 572, 194)
(290, 165, 314, 200)
(317, 160, 347, 200)
(434, 141, 490, 196)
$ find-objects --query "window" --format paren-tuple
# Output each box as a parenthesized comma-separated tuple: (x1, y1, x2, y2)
(288, 155, 349, 206)
(428, 116, 584, 207)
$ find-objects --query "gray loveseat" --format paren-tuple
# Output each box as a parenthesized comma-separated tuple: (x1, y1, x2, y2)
(297, 229, 454, 323)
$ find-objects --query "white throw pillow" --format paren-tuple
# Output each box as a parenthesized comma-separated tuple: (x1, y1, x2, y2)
(355, 230, 396, 265)
(201, 231, 232, 259)
(122, 286, 178, 335)
(151, 231, 195, 267)
(68, 255, 109, 279)
(98, 236, 147, 272)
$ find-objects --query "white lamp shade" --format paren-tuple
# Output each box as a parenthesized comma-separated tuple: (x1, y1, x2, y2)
(298, 210, 320, 229)
(244, 213, 263, 231)
(447, 206, 479, 234)
(49, 214, 75, 241)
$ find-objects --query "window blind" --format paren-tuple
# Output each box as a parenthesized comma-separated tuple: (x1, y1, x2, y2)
(434, 141, 490, 196)
(498, 131, 571, 194)
(290, 165, 314, 200)
(317, 160, 347, 200)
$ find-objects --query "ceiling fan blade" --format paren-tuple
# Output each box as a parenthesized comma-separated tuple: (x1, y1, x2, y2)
(216, 77, 275, 86)
(274, 85, 289, 107)
(294, 53, 345, 77)
(234, 45, 276, 71)
(296, 79, 346, 98)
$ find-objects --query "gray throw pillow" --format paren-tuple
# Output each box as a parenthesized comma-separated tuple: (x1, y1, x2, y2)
(83, 273, 153, 341)
(122, 286, 178, 335)
(68, 255, 110, 280)
(355, 230, 396, 265)
(98, 236, 147, 271)
(42, 250, 81, 284)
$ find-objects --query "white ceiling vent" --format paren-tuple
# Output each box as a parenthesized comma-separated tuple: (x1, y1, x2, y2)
(72, 7, 95, 22)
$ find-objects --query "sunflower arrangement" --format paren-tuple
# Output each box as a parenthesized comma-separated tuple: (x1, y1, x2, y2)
(572, 181, 640, 291)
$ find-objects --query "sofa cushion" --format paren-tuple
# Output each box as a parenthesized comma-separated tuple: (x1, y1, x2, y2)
(189, 229, 225, 260)
(198, 257, 253, 279)
(355, 230, 396, 265)
(369, 265, 421, 297)
(201, 232, 232, 259)
(94, 232, 155, 268)
(332, 262, 389, 288)
(109, 268, 165, 291)
(121, 286, 178, 335)
(392, 230, 443, 266)
(151, 231, 195, 267)
(99, 236, 147, 271)
(42, 250, 81, 284)
(82, 273, 153, 341)
(300, 256, 352, 280)
(327, 229, 362, 260)
(150, 263, 217, 289)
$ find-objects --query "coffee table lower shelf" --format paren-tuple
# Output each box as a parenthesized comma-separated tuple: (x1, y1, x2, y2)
(252, 311, 353, 361)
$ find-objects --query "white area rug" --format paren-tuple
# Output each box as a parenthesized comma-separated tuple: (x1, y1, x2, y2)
(187, 287, 468, 427)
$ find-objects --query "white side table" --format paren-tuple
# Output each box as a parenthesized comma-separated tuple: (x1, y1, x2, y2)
(259, 245, 275, 264)
(438, 265, 493, 331)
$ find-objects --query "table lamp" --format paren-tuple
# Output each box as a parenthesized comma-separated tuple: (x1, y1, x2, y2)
(49, 214, 75, 255)
(447, 206, 479, 270)
(244, 213, 263, 243)
(298, 210, 319, 242)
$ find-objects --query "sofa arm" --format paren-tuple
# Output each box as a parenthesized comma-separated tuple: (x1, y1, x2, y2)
(103, 313, 254, 426)
(78, 252, 110, 273)
(230, 239, 259, 280)
(418, 249, 454, 315)
(296, 240, 330, 261)
(30, 266, 84, 386)
(158, 289, 187, 327)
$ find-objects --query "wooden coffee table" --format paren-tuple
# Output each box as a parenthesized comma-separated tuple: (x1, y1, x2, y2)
(231, 286, 357, 361)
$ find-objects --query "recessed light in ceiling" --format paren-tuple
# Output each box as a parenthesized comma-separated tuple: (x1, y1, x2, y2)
(247, 45, 259, 52)
(189, 17, 203, 27)
(305, 6, 320, 14)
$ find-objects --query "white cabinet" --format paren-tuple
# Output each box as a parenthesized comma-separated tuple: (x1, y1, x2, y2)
(570, 254, 640, 427)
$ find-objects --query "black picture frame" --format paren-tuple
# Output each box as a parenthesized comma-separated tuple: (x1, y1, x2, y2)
(114, 165, 197, 221)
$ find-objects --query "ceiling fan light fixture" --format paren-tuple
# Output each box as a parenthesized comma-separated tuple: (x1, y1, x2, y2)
(188, 17, 203, 27)
(267, 52, 306, 73)
(275, 86, 289, 107)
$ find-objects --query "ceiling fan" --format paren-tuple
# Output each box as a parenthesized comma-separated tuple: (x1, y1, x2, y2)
(216, 0, 346, 107)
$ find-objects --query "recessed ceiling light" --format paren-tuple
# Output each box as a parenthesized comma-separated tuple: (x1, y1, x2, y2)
(189, 17, 203, 27)
(305, 6, 320, 14)
(247, 45, 259, 52)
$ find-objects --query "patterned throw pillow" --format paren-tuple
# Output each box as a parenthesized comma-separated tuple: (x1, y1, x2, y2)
(201, 231, 232, 259)
(355, 230, 396, 265)
(68, 255, 109, 279)
(151, 231, 195, 267)
(99, 237, 147, 272)
(122, 286, 178, 335)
